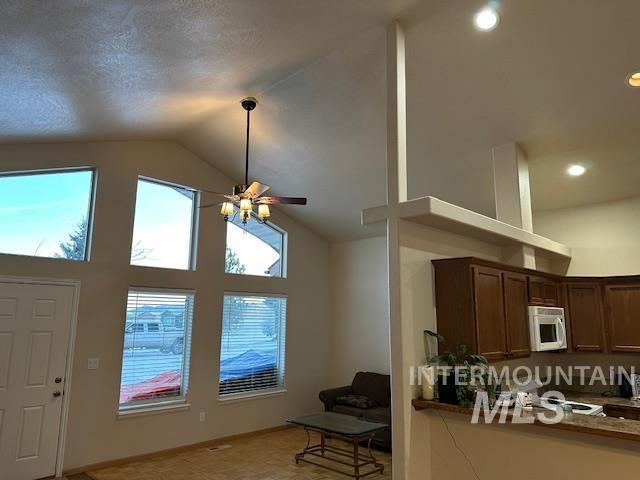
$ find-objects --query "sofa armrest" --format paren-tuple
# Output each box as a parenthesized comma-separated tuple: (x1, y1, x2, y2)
(318, 385, 353, 411)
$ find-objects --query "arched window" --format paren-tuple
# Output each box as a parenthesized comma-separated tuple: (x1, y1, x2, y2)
(224, 216, 286, 278)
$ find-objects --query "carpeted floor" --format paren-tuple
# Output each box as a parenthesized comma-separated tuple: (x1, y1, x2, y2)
(87, 426, 392, 480)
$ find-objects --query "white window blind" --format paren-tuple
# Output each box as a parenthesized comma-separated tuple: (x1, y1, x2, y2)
(119, 290, 194, 411)
(219, 294, 287, 397)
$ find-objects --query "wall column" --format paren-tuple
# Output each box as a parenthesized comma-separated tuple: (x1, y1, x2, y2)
(386, 20, 409, 480)
(492, 142, 536, 268)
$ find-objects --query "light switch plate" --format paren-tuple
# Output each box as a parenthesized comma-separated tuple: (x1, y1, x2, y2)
(199, 412, 206, 422)
(88, 358, 100, 370)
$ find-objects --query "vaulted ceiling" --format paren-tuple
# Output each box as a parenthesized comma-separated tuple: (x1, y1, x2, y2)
(0, 0, 417, 141)
(2, 0, 639, 241)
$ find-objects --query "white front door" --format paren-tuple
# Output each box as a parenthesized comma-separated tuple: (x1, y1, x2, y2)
(0, 282, 75, 480)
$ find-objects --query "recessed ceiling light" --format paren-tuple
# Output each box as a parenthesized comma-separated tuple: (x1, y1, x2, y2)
(567, 165, 586, 177)
(474, 8, 500, 31)
(626, 71, 640, 88)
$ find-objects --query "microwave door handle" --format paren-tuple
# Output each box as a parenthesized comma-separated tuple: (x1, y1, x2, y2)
(558, 318, 567, 346)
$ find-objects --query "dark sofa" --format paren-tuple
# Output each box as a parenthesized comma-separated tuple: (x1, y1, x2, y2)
(318, 371, 391, 449)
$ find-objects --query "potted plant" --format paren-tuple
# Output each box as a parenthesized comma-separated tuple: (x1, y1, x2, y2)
(424, 330, 494, 407)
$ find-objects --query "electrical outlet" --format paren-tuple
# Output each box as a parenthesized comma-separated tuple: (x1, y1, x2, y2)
(199, 411, 206, 422)
(87, 358, 100, 370)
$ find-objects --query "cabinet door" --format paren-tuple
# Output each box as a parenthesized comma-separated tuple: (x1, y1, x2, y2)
(567, 283, 606, 352)
(528, 277, 545, 305)
(605, 284, 640, 353)
(503, 273, 531, 358)
(473, 266, 507, 360)
(543, 281, 560, 306)
(528, 276, 559, 306)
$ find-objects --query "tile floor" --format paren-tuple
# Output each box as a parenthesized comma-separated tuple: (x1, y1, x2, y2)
(86, 427, 392, 480)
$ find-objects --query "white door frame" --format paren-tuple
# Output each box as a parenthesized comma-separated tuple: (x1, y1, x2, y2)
(0, 275, 81, 478)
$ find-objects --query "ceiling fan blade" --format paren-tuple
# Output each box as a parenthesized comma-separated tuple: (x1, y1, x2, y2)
(200, 188, 230, 196)
(244, 181, 270, 198)
(198, 202, 222, 209)
(198, 196, 241, 209)
(257, 196, 307, 205)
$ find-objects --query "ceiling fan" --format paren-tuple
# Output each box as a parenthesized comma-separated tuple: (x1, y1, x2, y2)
(200, 97, 307, 224)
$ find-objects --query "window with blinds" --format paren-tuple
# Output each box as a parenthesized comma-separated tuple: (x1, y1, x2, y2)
(119, 289, 195, 411)
(219, 294, 287, 397)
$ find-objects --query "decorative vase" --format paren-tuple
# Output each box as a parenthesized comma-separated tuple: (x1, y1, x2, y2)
(420, 365, 435, 400)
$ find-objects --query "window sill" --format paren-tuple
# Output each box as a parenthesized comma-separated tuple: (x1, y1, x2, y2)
(218, 389, 287, 405)
(117, 402, 191, 419)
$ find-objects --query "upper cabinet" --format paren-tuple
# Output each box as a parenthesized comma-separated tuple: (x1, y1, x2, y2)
(528, 276, 560, 306)
(432, 257, 640, 361)
(566, 283, 606, 352)
(604, 284, 640, 353)
(433, 259, 530, 361)
(473, 266, 507, 360)
(503, 272, 531, 358)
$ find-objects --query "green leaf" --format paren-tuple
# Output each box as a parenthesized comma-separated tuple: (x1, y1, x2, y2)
(425, 330, 446, 344)
(447, 353, 456, 366)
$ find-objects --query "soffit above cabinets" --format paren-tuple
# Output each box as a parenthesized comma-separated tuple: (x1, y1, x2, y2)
(362, 196, 571, 261)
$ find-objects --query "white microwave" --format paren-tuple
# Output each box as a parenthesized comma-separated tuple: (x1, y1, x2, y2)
(528, 306, 567, 352)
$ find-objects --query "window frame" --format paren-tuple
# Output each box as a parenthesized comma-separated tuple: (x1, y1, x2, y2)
(0, 166, 97, 262)
(224, 214, 288, 278)
(130, 176, 200, 271)
(118, 287, 196, 414)
(217, 291, 288, 401)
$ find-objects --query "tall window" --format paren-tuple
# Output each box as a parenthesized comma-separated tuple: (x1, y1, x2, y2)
(0, 168, 95, 260)
(130, 177, 198, 270)
(225, 216, 286, 277)
(219, 294, 287, 398)
(119, 290, 194, 411)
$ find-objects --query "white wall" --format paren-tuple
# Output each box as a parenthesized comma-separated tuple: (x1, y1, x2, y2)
(329, 236, 390, 386)
(0, 141, 331, 471)
(533, 196, 640, 276)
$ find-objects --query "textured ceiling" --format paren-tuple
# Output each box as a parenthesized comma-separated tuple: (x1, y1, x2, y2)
(0, 0, 417, 141)
(182, 26, 389, 241)
(2, 0, 639, 241)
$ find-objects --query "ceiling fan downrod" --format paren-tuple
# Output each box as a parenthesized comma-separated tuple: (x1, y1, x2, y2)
(240, 97, 257, 191)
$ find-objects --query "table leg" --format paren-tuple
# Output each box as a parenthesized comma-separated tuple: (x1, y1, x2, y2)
(353, 436, 360, 480)
(321, 430, 326, 455)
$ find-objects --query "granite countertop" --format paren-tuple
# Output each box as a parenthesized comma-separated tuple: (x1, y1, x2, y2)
(412, 392, 640, 442)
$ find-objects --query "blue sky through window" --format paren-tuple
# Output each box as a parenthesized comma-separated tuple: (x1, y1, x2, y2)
(0, 169, 94, 259)
(130, 178, 196, 270)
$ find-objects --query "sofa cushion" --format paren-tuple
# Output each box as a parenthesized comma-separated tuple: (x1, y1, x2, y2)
(362, 407, 390, 424)
(351, 372, 391, 407)
(335, 394, 376, 409)
(332, 404, 368, 418)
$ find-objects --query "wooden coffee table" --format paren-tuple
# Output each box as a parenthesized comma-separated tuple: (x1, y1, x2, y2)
(287, 412, 388, 479)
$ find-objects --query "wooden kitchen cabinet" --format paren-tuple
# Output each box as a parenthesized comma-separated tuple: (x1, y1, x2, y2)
(433, 259, 530, 361)
(604, 284, 640, 353)
(473, 266, 507, 360)
(503, 272, 531, 358)
(566, 283, 606, 352)
(432, 257, 640, 360)
(528, 276, 560, 306)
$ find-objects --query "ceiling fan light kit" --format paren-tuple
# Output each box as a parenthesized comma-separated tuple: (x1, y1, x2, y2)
(202, 97, 307, 225)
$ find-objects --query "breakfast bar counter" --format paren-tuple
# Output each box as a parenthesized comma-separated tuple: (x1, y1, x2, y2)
(412, 393, 640, 443)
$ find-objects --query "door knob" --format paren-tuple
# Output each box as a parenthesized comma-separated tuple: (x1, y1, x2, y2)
(55, 377, 63, 384)
(53, 391, 62, 398)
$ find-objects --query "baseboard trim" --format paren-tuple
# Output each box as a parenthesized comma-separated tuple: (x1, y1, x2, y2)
(63, 424, 294, 476)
